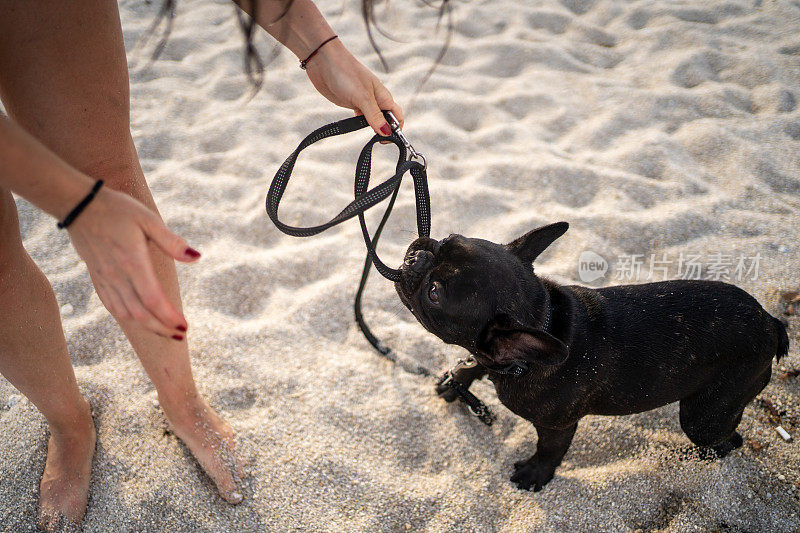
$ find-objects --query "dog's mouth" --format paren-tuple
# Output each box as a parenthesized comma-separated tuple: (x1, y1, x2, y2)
(395, 235, 489, 350)
(395, 236, 441, 308)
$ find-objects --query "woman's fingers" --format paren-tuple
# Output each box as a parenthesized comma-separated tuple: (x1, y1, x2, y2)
(95, 246, 186, 337)
(385, 98, 404, 129)
(141, 213, 201, 264)
(358, 93, 392, 137)
(374, 82, 404, 129)
(118, 278, 183, 339)
(93, 278, 128, 322)
(108, 281, 177, 340)
(124, 243, 188, 334)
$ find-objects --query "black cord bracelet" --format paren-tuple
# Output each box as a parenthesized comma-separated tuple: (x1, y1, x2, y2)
(57, 180, 104, 230)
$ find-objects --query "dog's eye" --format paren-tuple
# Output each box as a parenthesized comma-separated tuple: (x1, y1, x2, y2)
(428, 281, 442, 304)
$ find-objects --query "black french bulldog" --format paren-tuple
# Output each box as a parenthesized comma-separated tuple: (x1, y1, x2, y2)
(395, 222, 789, 491)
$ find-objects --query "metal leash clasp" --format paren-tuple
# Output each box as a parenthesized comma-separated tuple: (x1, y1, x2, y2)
(386, 111, 427, 170)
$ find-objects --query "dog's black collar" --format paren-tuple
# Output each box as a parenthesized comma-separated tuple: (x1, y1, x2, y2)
(485, 360, 531, 376)
(541, 292, 553, 333)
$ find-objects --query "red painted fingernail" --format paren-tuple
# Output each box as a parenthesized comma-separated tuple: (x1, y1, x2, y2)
(176, 325, 187, 332)
(185, 247, 201, 259)
(380, 124, 391, 136)
(172, 334, 184, 341)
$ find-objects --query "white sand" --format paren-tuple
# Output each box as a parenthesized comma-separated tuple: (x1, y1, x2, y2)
(2, 0, 800, 530)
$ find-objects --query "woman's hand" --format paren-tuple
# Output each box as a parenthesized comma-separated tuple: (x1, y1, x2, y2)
(1, 115, 196, 338)
(66, 187, 199, 339)
(236, 0, 403, 134)
(304, 38, 404, 136)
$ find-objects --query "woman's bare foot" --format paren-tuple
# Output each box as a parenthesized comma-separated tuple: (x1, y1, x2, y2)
(37, 399, 96, 532)
(161, 396, 244, 504)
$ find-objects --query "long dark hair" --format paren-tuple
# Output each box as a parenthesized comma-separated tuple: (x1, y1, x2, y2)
(143, 0, 452, 91)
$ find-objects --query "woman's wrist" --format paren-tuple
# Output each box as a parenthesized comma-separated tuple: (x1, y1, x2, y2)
(304, 36, 347, 68)
(46, 170, 100, 223)
(236, 0, 338, 60)
(299, 35, 338, 70)
(56, 180, 104, 229)
(0, 115, 100, 221)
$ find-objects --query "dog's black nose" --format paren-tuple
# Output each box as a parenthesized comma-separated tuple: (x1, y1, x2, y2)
(405, 249, 434, 273)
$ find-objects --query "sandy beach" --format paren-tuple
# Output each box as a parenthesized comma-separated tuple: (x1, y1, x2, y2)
(2, 0, 799, 530)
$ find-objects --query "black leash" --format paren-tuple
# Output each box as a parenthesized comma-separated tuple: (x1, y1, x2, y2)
(266, 113, 428, 281)
(266, 112, 495, 425)
(435, 357, 497, 426)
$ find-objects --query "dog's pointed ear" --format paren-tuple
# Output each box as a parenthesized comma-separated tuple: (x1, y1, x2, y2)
(478, 314, 568, 367)
(507, 222, 569, 264)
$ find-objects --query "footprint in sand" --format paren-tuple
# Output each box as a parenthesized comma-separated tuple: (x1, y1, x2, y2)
(526, 10, 572, 34)
(559, 0, 597, 16)
(671, 51, 730, 89)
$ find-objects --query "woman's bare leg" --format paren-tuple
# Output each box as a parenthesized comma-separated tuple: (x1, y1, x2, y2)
(0, 189, 96, 530)
(0, 0, 243, 518)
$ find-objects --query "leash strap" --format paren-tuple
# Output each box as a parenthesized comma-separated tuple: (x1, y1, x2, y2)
(352, 177, 432, 377)
(266, 114, 430, 282)
(436, 369, 496, 426)
(267, 113, 494, 424)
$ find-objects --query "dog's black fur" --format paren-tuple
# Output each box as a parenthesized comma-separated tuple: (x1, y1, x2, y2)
(396, 222, 789, 491)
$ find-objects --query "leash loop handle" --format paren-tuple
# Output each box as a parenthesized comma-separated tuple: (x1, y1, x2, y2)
(266, 113, 430, 282)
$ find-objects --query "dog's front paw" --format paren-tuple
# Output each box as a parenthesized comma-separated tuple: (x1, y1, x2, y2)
(510, 456, 556, 491)
(710, 431, 744, 459)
